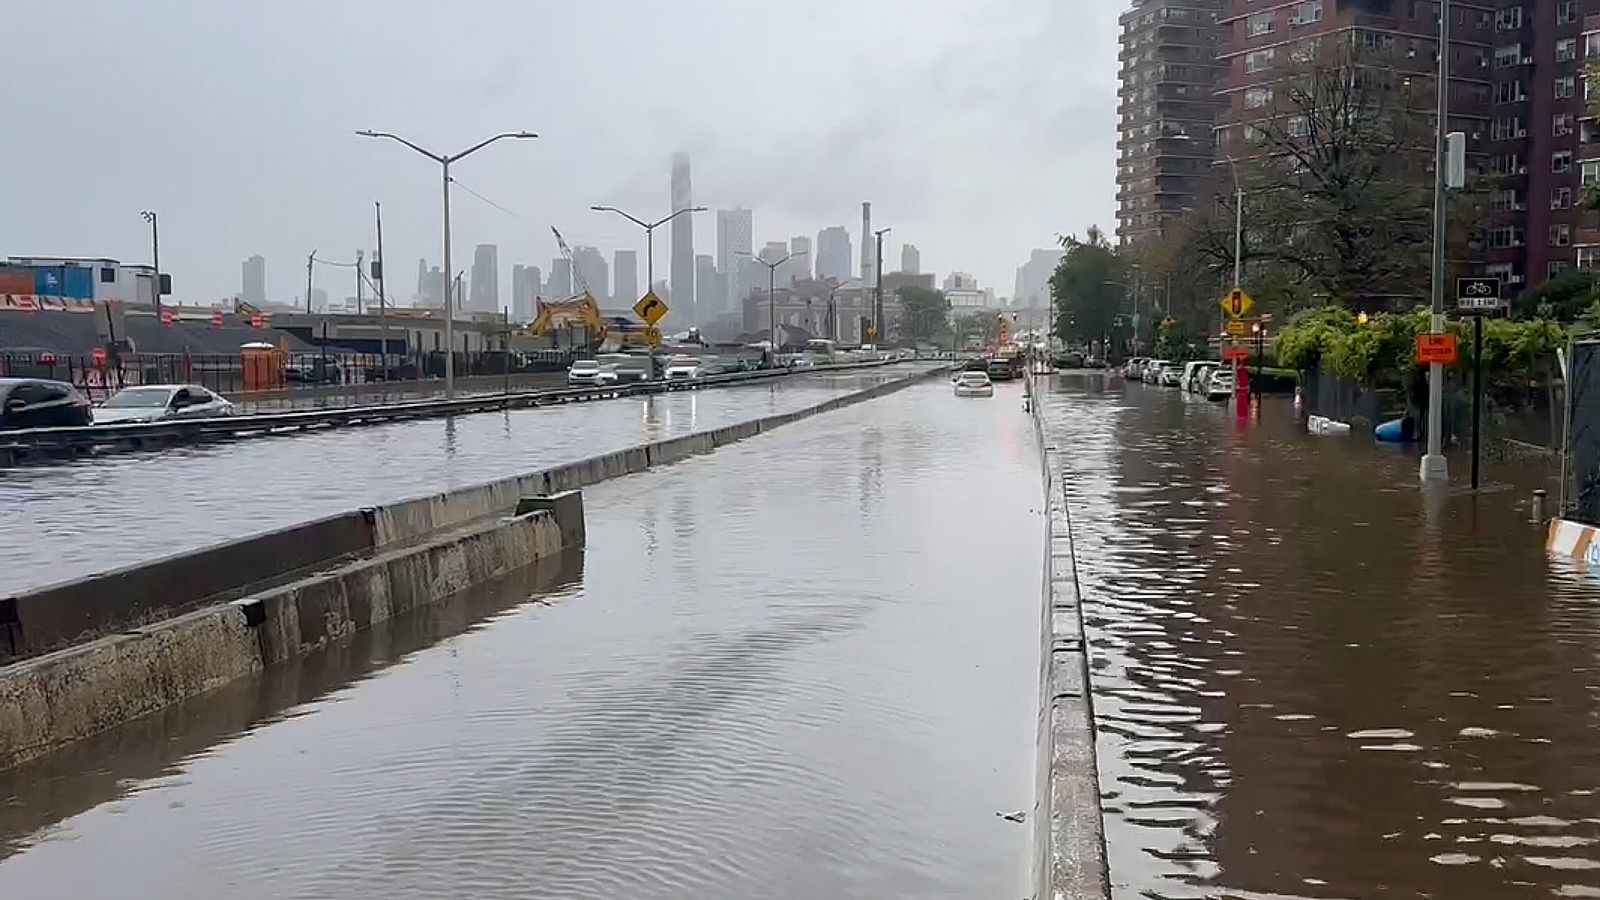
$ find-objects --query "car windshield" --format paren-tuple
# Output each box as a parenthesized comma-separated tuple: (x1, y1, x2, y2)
(571, 361, 599, 371)
(961, 372, 988, 382)
(101, 388, 173, 408)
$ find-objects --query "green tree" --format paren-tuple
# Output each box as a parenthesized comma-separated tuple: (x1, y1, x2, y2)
(1050, 225, 1127, 347)
(1511, 269, 1597, 321)
(894, 285, 950, 346)
(953, 310, 1000, 350)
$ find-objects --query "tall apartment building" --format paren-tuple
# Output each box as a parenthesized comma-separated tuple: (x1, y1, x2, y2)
(1116, 0, 1229, 245)
(816, 226, 853, 281)
(469, 244, 499, 312)
(241, 255, 267, 304)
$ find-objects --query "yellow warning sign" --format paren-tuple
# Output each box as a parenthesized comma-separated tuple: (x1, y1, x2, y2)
(1225, 319, 1249, 337)
(633, 291, 668, 326)
(1221, 287, 1253, 319)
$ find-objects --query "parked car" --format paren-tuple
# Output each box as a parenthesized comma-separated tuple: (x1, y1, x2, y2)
(1142, 360, 1171, 384)
(1205, 367, 1237, 400)
(953, 370, 994, 397)
(664, 355, 704, 380)
(1159, 362, 1184, 387)
(596, 353, 655, 385)
(1182, 361, 1220, 394)
(567, 358, 604, 386)
(95, 385, 235, 424)
(0, 378, 94, 430)
(1124, 357, 1148, 379)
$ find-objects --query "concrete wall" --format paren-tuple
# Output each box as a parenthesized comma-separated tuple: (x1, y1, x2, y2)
(0, 498, 579, 770)
(1025, 373, 1111, 900)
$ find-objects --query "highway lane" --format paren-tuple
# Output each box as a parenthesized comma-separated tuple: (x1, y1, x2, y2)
(0, 366, 930, 596)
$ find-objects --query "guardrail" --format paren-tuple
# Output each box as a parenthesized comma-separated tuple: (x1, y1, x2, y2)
(0, 359, 901, 467)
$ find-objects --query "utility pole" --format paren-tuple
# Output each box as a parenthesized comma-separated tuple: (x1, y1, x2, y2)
(1421, 0, 1452, 482)
(375, 202, 392, 368)
(356, 250, 365, 315)
(305, 250, 316, 315)
(140, 211, 161, 318)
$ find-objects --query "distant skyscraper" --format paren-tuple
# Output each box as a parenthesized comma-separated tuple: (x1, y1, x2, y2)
(943, 271, 978, 291)
(310, 287, 328, 312)
(816, 226, 852, 282)
(241, 255, 266, 304)
(511, 264, 539, 322)
(669, 152, 696, 323)
(571, 245, 608, 300)
(421, 266, 446, 307)
(789, 236, 812, 282)
(470, 244, 499, 312)
(695, 255, 717, 317)
(416, 258, 428, 299)
(613, 250, 638, 305)
(716, 208, 753, 314)
(901, 244, 921, 275)
(1015, 249, 1062, 308)
(549, 258, 573, 298)
(860, 202, 873, 288)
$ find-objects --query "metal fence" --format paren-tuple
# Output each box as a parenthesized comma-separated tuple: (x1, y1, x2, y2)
(0, 348, 581, 402)
(1562, 339, 1600, 525)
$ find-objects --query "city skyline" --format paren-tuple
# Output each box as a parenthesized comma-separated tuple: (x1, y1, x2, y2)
(0, 2, 1113, 308)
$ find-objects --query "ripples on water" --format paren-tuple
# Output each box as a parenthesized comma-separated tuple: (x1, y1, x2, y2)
(0, 380, 1044, 899)
(1041, 376, 1600, 900)
(0, 369, 917, 595)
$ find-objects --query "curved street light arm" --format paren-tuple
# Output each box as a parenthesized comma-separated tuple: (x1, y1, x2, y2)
(356, 130, 444, 163)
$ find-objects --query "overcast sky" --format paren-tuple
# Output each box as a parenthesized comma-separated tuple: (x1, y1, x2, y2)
(2, 0, 1117, 307)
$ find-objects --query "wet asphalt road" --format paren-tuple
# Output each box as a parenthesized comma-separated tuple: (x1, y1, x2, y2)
(0, 377, 1045, 899)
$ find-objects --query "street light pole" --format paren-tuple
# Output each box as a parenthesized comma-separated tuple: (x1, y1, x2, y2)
(357, 129, 538, 398)
(139, 211, 161, 318)
(1421, 0, 1452, 481)
(590, 205, 707, 300)
(740, 250, 807, 362)
(873, 227, 891, 343)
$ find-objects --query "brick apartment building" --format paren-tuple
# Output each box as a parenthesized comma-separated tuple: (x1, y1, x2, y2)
(1116, 0, 1600, 293)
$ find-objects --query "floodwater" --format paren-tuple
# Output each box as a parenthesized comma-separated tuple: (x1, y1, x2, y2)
(1040, 373, 1600, 900)
(0, 365, 929, 595)
(0, 378, 1044, 899)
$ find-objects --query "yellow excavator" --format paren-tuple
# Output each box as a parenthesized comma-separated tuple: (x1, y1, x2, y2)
(528, 292, 606, 343)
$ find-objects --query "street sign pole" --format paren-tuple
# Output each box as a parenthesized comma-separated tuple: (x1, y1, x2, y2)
(1471, 313, 1483, 491)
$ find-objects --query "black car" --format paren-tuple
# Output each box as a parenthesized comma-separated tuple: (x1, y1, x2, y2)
(0, 378, 94, 430)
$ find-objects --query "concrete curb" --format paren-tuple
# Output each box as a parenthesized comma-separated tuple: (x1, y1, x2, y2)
(1025, 372, 1111, 900)
(0, 364, 946, 770)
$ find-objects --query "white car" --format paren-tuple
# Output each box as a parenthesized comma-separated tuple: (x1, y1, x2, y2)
(1143, 360, 1171, 384)
(95, 384, 234, 424)
(664, 355, 704, 380)
(1158, 363, 1183, 387)
(1184, 361, 1220, 394)
(1205, 367, 1236, 400)
(567, 359, 604, 386)
(953, 370, 994, 397)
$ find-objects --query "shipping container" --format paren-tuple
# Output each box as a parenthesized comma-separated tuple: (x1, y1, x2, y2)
(32, 266, 94, 299)
(0, 267, 32, 295)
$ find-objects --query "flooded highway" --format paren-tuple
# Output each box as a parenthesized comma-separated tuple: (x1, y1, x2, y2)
(0, 378, 1045, 899)
(1039, 374, 1600, 900)
(0, 366, 927, 596)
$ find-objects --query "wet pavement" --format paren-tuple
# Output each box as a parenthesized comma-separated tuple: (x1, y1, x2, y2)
(1040, 373, 1600, 900)
(0, 365, 928, 596)
(0, 378, 1045, 899)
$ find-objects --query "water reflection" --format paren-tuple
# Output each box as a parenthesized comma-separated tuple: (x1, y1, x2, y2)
(1040, 376, 1600, 900)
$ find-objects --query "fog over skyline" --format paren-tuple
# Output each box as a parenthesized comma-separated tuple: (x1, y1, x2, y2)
(2, 0, 1117, 306)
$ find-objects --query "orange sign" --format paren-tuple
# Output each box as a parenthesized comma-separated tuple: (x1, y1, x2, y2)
(1221, 346, 1250, 363)
(1415, 332, 1459, 365)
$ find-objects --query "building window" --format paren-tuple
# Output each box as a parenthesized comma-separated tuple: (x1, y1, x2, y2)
(99, 267, 116, 284)
(1486, 263, 1515, 281)
(1492, 117, 1523, 140)
(1580, 248, 1600, 270)
(1243, 123, 1266, 144)
(1287, 115, 1310, 137)
(1494, 80, 1526, 103)
(1583, 161, 1600, 185)
(1554, 186, 1575, 208)
(1244, 87, 1274, 109)
(1558, 1, 1578, 24)
(1290, 39, 1318, 63)
(1358, 31, 1396, 55)
(1557, 38, 1577, 62)
(1248, 12, 1274, 35)
(1555, 113, 1575, 137)
(1552, 224, 1573, 247)
(1489, 226, 1521, 248)
(1245, 48, 1276, 73)
(1556, 76, 1577, 100)
(1496, 6, 1523, 30)
(1494, 44, 1523, 68)
(1290, 0, 1323, 26)
(1491, 188, 1519, 211)
(1550, 261, 1572, 278)
(1554, 150, 1574, 173)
